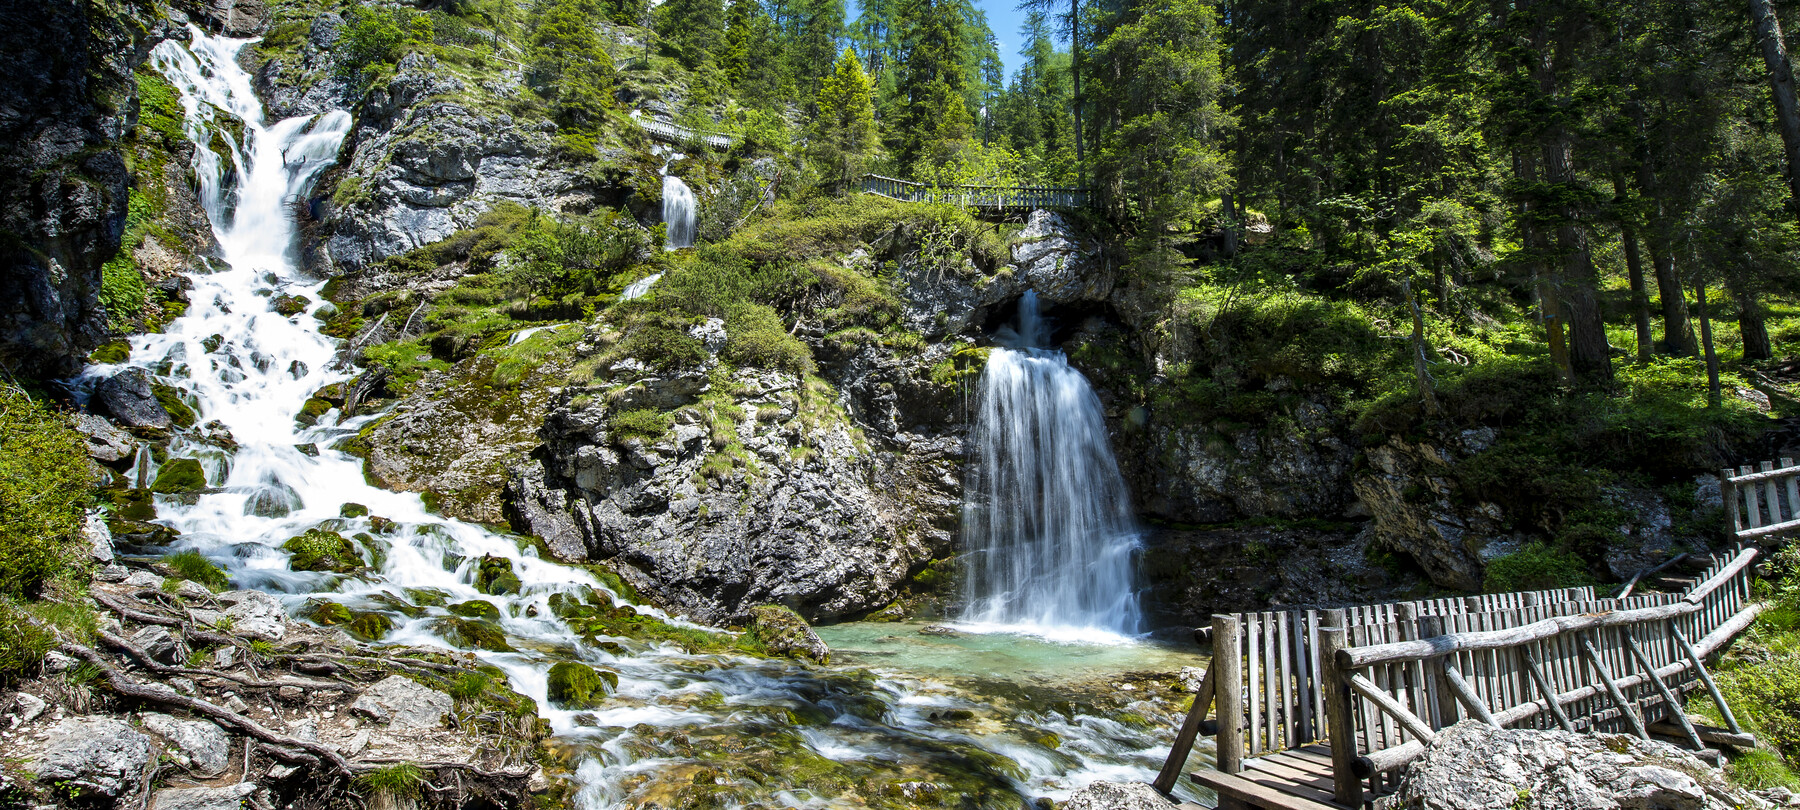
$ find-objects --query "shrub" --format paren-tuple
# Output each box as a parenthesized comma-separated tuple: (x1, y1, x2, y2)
(0, 599, 55, 685)
(722, 303, 814, 375)
(0, 387, 94, 599)
(162, 550, 229, 591)
(609, 409, 672, 443)
(337, 7, 424, 76)
(1481, 542, 1592, 593)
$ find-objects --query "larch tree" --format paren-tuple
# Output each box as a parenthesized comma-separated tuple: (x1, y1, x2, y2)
(811, 48, 881, 192)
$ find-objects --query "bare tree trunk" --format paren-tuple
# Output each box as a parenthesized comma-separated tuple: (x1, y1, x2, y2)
(1646, 237, 1698, 357)
(1620, 225, 1654, 363)
(1220, 192, 1241, 258)
(1405, 278, 1441, 417)
(1697, 281, 1723, 406)
(1734, 284, 1774, 361)
(1517, 152, 1573, 383)
(1750, 0, 1800, 215)
(1536, 26, 1611, 383)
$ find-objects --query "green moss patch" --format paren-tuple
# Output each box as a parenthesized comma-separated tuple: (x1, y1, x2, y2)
(282, 529, 363, 573)
(546, 661, 617, 709)
(149, 458, 208, 493)
(474, 554, 522, 595)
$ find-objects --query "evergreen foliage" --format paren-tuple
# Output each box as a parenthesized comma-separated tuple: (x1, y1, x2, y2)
(809, 48, 880, 192)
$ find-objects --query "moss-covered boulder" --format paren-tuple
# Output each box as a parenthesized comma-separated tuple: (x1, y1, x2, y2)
(434, 617, 513, 652)
(447, 600, 501, 621)
(749, 605, 830, 664)
(89, 340, 131, 364)
(201, 334, 224, 354)
(149, 458, 207, 493)
(340, 502, 369, 518)
(546, 661, 617, 709)
(151, 383, 198, 428)
(474, 555, 521, 595)
(346, 612, 395, 641)
(301, 600, 353, 626)
(281, 529, 362, 572)
(108, 488, 157, 521)
(272, 294, 310, 316)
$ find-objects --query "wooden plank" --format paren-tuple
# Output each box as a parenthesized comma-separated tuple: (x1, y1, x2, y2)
(1244, 755, 1337, 791)
(1645, 721, 1756, 748)
(1744, 466, 1762, 530)
(1154, 658, 1217, 794)
(1286, 745, 1335, 767)
(1239, 766, 1344, 806)
(1347, 673, 1437, 743)
(1279, 611, 1297, 746)
(1418, 614, 1448, 730)
(1578, 631, 1650, 739)
(1764, 461, 1782, 525)
(1321, 616, 1362, 809)
(1266, 611, 1280, 750)
(1261, 750, 1335, 776)
(1217, 614, 1246, 774)
(1623, 629, 1703, 749)
(1190, 768, 1350, 810)
(1296, 611, 1317, 743)
(1249, 613, 1263, 757)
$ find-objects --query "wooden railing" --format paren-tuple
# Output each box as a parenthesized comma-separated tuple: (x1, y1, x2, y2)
(1158, 549, 1763, 806)
(859, 174, 1090, 211)
(1723, 458, 1800, 541)
(632, 116, 734, 150)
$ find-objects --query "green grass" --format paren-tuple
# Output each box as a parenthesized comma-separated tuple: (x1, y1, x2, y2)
(355, 763, 427, 800)
(162, 550, 230, 591)
(0, 387, 95, 599)
(1481, 542, 1592, 593)
(0, 599, 56, 686)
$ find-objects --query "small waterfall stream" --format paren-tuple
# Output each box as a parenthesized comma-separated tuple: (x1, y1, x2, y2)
(93, 28, 1200, 808)
(660, 154, 696, 250)
(958, 292, 1144, 641)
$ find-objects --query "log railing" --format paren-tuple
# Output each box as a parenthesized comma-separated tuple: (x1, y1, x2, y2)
(1156, 549, 1763, 802)
(859, 174, 1091, 211)
(1723, 458, 1800, 541)
(632, 116, 735, 150)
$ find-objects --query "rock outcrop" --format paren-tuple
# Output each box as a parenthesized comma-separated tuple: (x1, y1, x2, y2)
(31, 716, 154, 800)
(1061, 781, 1177, 810)
(1394, 721, 1761, 810)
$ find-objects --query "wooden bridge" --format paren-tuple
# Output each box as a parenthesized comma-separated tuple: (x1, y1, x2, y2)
(859, 174, 1091, 213)
(1151, 459, 1794, 810)
(632, 115, 734, 150)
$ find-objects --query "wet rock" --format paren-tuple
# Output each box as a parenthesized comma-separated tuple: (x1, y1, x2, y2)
(86, 511, 114, 564)
(1394, 721, 1757, 810)
(1061, 781, 1176, 810)
(140, 712, 230, 775)
(546, 662, 617, 709)
(349, 675, 452, 729)
(130, 625, 185, 665)
(244, 482, 303, 517)
(33, 716, 153, 799)
(340, 502, 369, 518)
(1353, 438, 1508, 591)
(749, 605, 830, 664)
(271, 293, 309, 316)
(219, 590, 287, 641)
(918, 625, 964, 638)
(74, 413, 135, 464)
(474, 554, 521, 595)
(150, 783, 258, 810)
(95, 368, 174, 429)
(281, 528, 362, 572)
(447, 600, 500, 620)
(433, 616, 511, 651)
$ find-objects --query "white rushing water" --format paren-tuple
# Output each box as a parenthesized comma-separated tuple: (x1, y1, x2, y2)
(660, 155, 696, 250)
(92, 28, 1199, 808)
(958, 291, 1144, 642)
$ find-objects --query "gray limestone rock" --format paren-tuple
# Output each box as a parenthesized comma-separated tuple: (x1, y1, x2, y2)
(74, 413, 135, 464)
(218, 590, 287, 641)
(1061, 781, 1176, 810)
(1394, 721, 1763, 810)
(748, 605, 830, 664)
(85, 511, 114, 564)
(32, 716, 153, 799)
(94, 368, 173, 429)
(130, 625, 185, 665)
(140, 712, 231, 775)
(150, 783, 258, 810)
(349, 675, 453, 729)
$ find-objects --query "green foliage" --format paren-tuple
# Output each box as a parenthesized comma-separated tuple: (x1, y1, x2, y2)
(722, 303, 815, 374)
(100, 253, 147, 328)
(162, 550, 229, 591)
(134, 70, 185, 144)
(609, 408, 672, 443)
(810, 48, 880, 192)
(0, 388, 94, 599)
(338, 7, 425, 76)
(1481, 543, 1592, 592)
(528, 0, 617, 135)
(547, 589, 770, 656)
(356, 764, 427, 800)
(0, 599, 54, 686)
(499, 208, 653, 301)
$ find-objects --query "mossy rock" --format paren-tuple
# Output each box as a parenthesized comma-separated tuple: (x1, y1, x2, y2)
(149, 458, 208, 493)
(109, 488, 157, 521)
(340, 502, 369, 518)
(434, 617, 513, 652)
(301, 600, 353, 626)
(297, 397, 333, 425)
(474, 555, 521, 596)
(369, 516, 396, 534)
(90, 340, 131, 364)
(111, 519, 179, 546)
(151, 384, 198, 428)
(747, 605, 829, 664)
(272, 294, 310, 316)
(281, 528, 362, 573)
(404, 587, 451, 607)
(546, 661, 617, 709)
(346, 612, 395, 641)
(201, 334, 224, 353)
(448, 600, 501, 621)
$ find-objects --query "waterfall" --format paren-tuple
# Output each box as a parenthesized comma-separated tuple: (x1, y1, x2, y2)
(660, 156, 695, 250)
(105, 27, 1192, 806)
(958, 291, 1143, 641)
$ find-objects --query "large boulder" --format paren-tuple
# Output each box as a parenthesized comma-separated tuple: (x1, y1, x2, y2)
(139, 713, 231, 775)
(1394, 721, 1760, 810)
(94, 368, 173, 430)
(349, 675, 453, 729)
(219, 590, 287, 642)
(73, 412, 136, 464)
(1061, 781, 1176, 810)
(32, 716, 154, 799)
(150, 783, 258, 810)
(749, 605, 830, 664)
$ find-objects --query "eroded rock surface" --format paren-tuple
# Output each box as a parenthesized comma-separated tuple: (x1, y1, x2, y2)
(32, 716, 154, 799)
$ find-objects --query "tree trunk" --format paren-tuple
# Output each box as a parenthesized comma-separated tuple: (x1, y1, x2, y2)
(1516, 152, 1573, 382)
(1646, 236, 1698, 357)
(1697, 281, 1723, 406)
(1750, 0, 1800, 215)
(1535, 17, 1611, 383)
(1405, 278, 1441, 417)
(1734, 284, 1774, 361)
(1620, 225, 1654, 363)
(1220, 191, 1241, 258)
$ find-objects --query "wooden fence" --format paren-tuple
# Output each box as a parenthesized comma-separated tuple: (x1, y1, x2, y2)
(1722, 458, 1800, 541)
(859, 174, 1090, 212)
(1160, 549, 1764, 808)
(633, 117, 734, 150)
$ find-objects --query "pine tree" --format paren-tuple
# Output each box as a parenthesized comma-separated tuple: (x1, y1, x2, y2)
(656, 0, 727, 70)
(529, 0, 616, 135)
(810, 48, 881, 192)
(890, 0, 968, 169)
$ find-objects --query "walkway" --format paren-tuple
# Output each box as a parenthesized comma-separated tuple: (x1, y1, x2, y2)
(860, 174, 1091, 213)
(1157, 518, 1771, 809)
(632, 115, 734, 150)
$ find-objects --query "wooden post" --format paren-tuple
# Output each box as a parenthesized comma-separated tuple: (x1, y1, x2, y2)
(1444, 663, 1500, 726)
(1743, 466, 1762, 530)
(1519, 645, 1575, 732)
(1321, 618, 1363, 808)
(1763, 461, 1783, 525)
(1419, 614, 1451, 730)
(1672, 625, 1743, 735)
(1214, 614, 1245, 774)
(1154, 661, 1216, 795)
(1622, 629, 1704, 749)
(1579, 631, 1651, 739)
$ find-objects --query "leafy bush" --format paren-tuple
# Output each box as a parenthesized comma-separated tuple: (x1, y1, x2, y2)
(337, 7, 426, 76)
(500, 209, 653, 300)
(1481, 542, 1592, 592)
(722, 303, 814, 374)
(0, 388, 94, 599)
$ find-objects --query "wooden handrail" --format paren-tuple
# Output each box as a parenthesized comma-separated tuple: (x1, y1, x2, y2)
(1336, 601, 1701, 669)
(1684, 547, 1760, 604)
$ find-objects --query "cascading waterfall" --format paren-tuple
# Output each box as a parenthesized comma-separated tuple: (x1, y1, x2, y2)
(660, 156, 696, 250)
(101, 27, 1197, 808)
(958, 291, 1144, 641)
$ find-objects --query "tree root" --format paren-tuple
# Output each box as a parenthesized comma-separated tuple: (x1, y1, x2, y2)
(96, 628, 348, 692)
(92, 589, 182, 627)
(59, 640, 355, 776)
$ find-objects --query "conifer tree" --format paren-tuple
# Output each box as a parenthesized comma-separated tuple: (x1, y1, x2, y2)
(811, 48, 881, 192)
(656, 0, 727, 69)
(529, 0, 615, 135)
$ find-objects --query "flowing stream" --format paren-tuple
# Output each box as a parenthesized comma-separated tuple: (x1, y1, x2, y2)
(89, 28, 1206, 809)
(661, 154, 696, 250)
(958, 292, 1144, 641)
